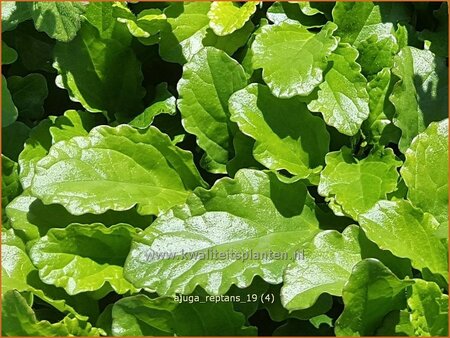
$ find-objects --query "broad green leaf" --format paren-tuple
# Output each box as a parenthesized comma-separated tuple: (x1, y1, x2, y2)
(332, 2, 410, 46)
(2, 41, 17, 64)
(2, 156, 22, 223)
(31, 2, 86, 42)
(6, 190, 152, 242)
(358, 230, 412, 279)
(129, 83, 176, 128)
(49, 110, 106, 144)
(252, 21, 338, 97)
(407, 279, 448, 336)
(1, 1, 32, 32)
(18, 120, 53, 190)
(281, 225, 361, 310)
(335, 259, 414, 336)
(307, 43, 370, 136)
(203, 19, 254, 57)
(267, 2, 327, 27)
(229, 84, 329, 181)
(160, 2, 253, 64)
(53, 21, 145, 117)
(7, 73, 48, 122)
(318, 147, 401, 220)
(359, 200, 448, 280)
(362, 68, 399, 144)
(84, 1, 119, 39)
(31, 125, 206, 215)
(112, 293, 256, 336)
(1, 290, 103, 337)
(19, 111, 104, 189)
(418, 3, 448, 57)
(2, 229, 33, 295)
(2, 75, 18, 128)
(2, 121, 31, 161)
(159, 2, 210, 64)
(390, 46, 448, 152)
(29, 223, 138, 295)
(113, 3, 166, 45)
(2, 229, 99, 319)
(207, 1, 257, 36)
(401, 120, 448, 227)
(178, 47, 247, 173)
(357, 35, 398, 77)
(124, 169, 320, 295)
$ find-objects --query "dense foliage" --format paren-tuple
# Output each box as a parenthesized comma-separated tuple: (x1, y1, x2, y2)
(1, 1, 448, 336)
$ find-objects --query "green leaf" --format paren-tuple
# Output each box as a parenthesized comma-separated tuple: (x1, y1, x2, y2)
(362, 68, 398, 144)
(266, 2, 327, 27)
(112, 293, 256, 336)
(297, 2, 325, 16)
(1, 1, 32, 32)
(207, 1, 257, 36)
(1, 230, 34, 296)
(124, 169, 320, 295)
(2, 121, 31, 161)
(2, 156, 22, 224)
(357, 34, 398, 77)
(390, 46, 448, 152)
(84, 1, 118, 39)
(159, 2, 253, 64)
(281, 225, 361, 310)
(203, 19, 254, 57)
(418, 3, 448, 57)
(31, 125, 206, 216)
(252, 21, 338, 97)
(29, 223, 138, 295)
(401, 119, 448, 227)
(113, 3, 166, 45)
(6, 190, 152, 242)
(53, 21, 145, 116)
(18, 119, 53, 190)
(177, 47, 247, 173)
(407, 279, 448, 336)
(2, 75, 18, 128)
(1, 290, 103, 336)
(49, 110, 106, 144)
(318, 147, 401, 220)
(2, 41, 18, 64)
(229, 84, 329, 181)
(358, 230, 412, 279)
(359, 199, 448, 280)
(159, 2, 210, 64)
(307, 43, 370, 136)
(2, 229, 99, 319)
(129, 83, 176, 128)
(335, 259, 414, 336)
(19, 111, 104, 189)
(7, 73, 48, 122)
(332, 2, 410, 46)
(31, 2, 86, 42)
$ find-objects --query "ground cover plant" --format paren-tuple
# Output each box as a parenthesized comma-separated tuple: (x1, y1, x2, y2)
(1, 1, 449, 336)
